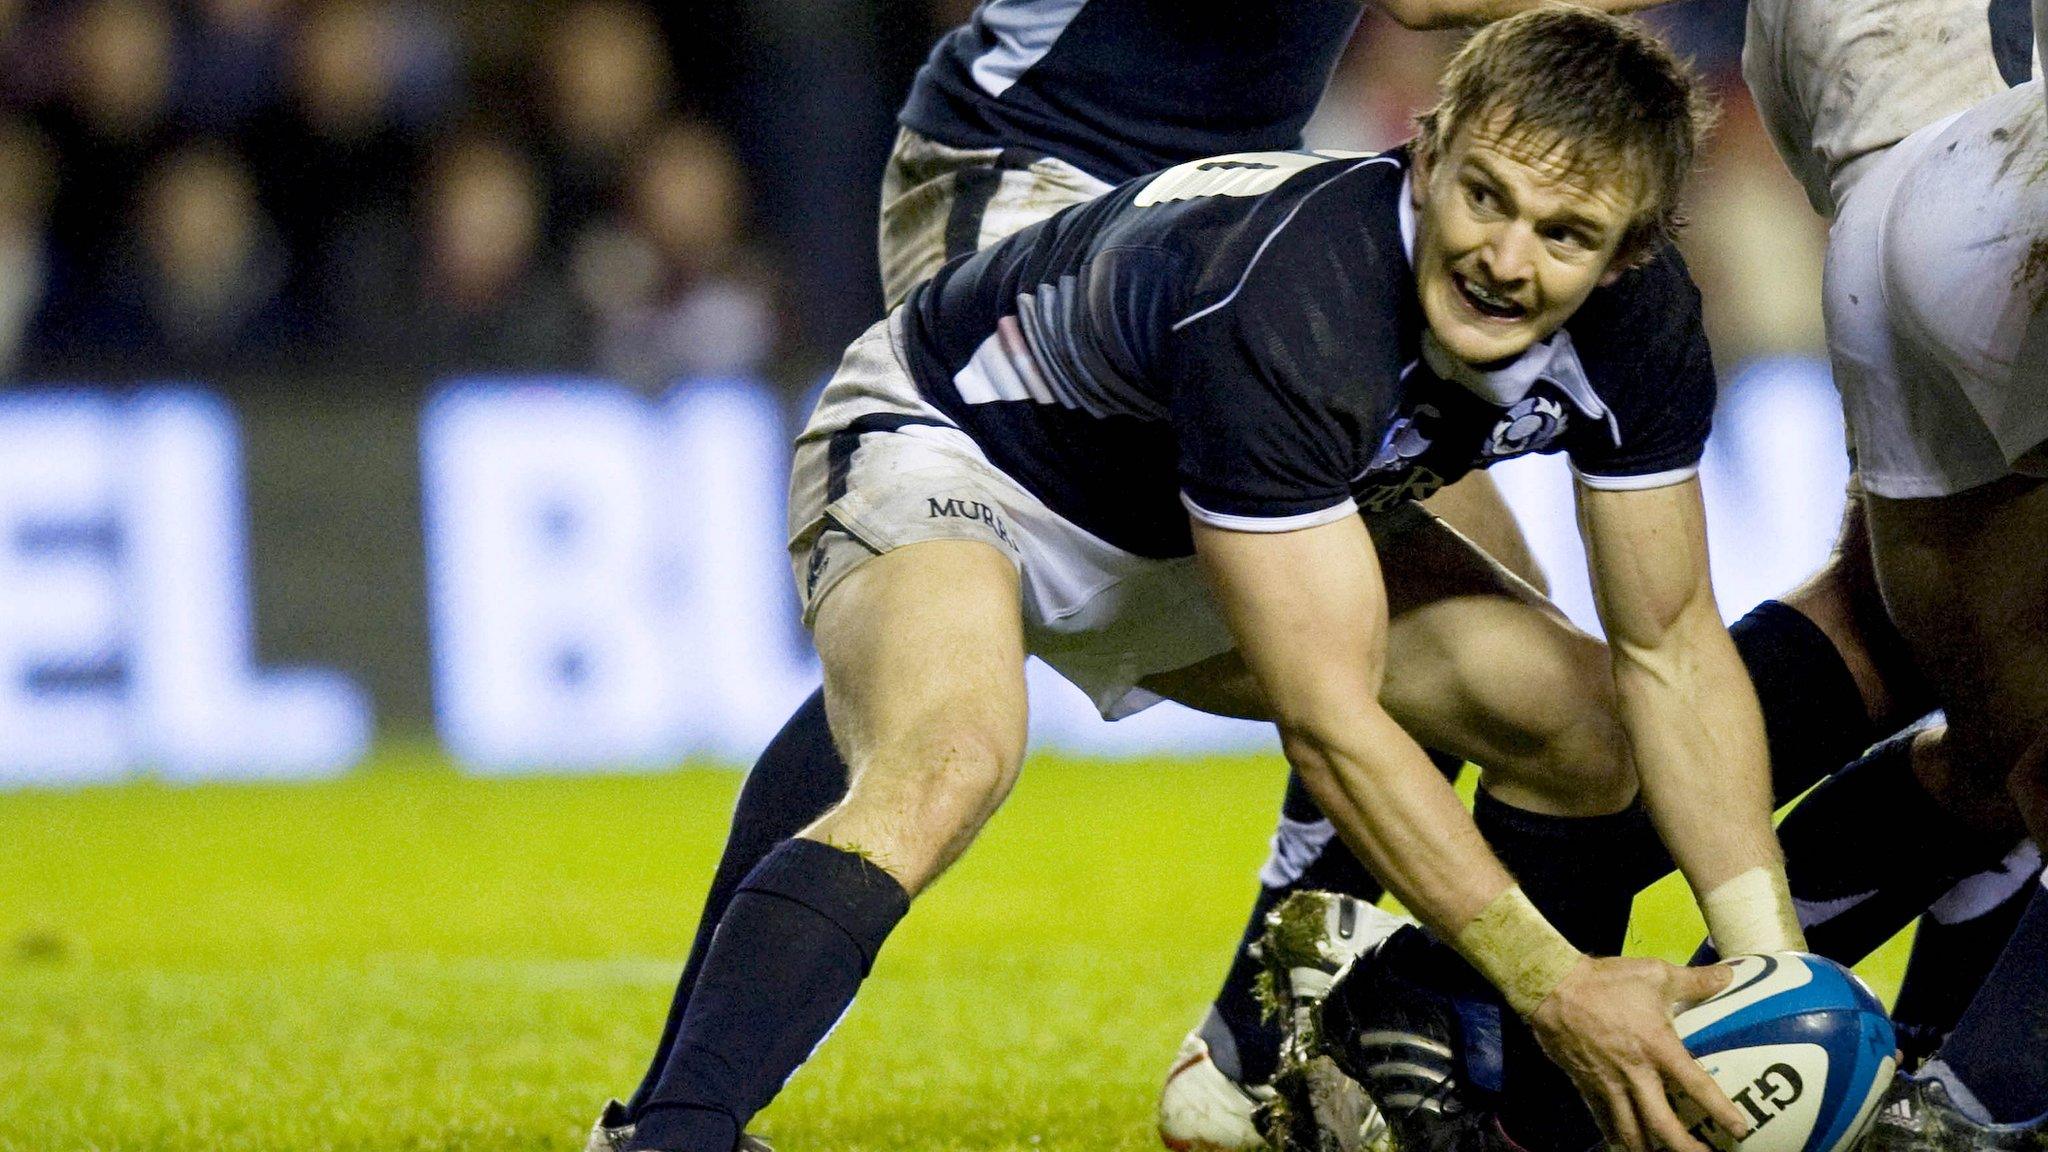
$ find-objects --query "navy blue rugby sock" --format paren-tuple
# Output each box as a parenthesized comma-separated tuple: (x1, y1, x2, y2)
(1890, 842, 2042, 1065)
(1730, 598, 1883, 804)
(1766, 732, 2007, 964)
(630, 838, 908, 1152)
(628, 689, 851, 1117)
(1528, 598, 1887, 905)
(1925, 878, 2048, 1124)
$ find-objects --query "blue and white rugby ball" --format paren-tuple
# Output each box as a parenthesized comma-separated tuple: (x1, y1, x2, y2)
(1672, 952, 1896, 1152)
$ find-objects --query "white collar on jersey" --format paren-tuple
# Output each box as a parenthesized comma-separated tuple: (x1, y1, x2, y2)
(1398, 170, 1418, 265)
(1398, 171, 1619, 445)
(1424, 328, 1620, 446)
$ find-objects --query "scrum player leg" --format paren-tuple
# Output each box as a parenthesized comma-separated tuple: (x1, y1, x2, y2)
(1819, 75, 2048, 1138)
(1850, 63, 2048, 1142)
(1850, 77, 2048, 845)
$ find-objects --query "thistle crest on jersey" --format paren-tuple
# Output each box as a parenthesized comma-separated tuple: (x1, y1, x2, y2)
(1483, 395, 1568, 458)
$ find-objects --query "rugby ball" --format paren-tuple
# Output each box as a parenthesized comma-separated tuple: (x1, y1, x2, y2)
(1672, 952, 1896, 1152)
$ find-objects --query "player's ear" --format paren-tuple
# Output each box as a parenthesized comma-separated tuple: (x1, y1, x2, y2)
(1599, 223, 1657, 283)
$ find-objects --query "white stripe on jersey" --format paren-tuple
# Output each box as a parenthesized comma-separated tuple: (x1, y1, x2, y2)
(955, 315, 1054, 405)
(968, 0, 1090, 98)
(1179, 491, 1360, 533)
(1170, 155, 1402, 332)
(1570, 463, 1701, 491)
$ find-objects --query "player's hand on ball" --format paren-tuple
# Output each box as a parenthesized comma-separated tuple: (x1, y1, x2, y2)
(1528, 956, 1751, 1152)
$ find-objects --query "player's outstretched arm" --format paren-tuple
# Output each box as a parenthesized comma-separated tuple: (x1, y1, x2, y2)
(1191, 512, 1509, 931)
(1192, 513, 1752, 1152)
(1372, 0, 1680, 31)
(1577, 476, 1806, 955)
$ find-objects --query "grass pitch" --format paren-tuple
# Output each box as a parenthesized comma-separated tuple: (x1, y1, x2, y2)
(0, 748, 1911, 1152)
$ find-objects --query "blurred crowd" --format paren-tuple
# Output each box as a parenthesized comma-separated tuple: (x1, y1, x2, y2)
(0, 0, 818, 388)
(0, 0, 1824, 394)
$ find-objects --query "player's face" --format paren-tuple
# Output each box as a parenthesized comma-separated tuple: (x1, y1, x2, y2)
(1412, 115, 1641, 366)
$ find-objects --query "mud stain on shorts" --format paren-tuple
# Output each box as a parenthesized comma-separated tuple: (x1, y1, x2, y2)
(2020, 235, 2048, 313)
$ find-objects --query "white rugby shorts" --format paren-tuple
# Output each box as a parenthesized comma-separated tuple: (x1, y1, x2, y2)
(1824, 81, 2048, 497)
(877, 127, 1114, 310)
(787, 310, 1238, 720)
(1744, 0, 2011, 216)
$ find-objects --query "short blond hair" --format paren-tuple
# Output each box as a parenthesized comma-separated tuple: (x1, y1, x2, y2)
(1414, 6, 1716, 262)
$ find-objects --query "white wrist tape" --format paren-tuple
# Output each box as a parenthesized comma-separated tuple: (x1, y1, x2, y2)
(1455, 885, 1586, 1017)
(1702, 865, 1806, 956)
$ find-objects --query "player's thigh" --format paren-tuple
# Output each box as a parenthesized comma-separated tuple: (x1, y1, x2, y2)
(1776, 488, 1931, 726)
(808, 538, 1030, 892)
(1868, 477, 2048, 806)
(1141, 508, 1632, 810)
(1373, 512, 1632, 814)
(1418, 470, 1548, 595)
(2006, 726, 2048, 850)
(1132, 504, 1560, 721)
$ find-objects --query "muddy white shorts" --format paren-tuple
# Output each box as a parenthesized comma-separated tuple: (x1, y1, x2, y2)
(787, 310, 1237, 720)
(877, 126, 1115, 310)
(1744, 0, 2012, 216)
(1824, 82, 2048, 497)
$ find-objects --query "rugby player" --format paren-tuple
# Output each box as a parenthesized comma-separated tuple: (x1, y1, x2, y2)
(592, 3, 2022, 1149)
(851, 8, 2015, 1139)
(1290, 0, 2048, 1146)
(592, 2, 2048, 1149)
(1743, 0, 2048, 1135)
(592, 12, 1800, 1152)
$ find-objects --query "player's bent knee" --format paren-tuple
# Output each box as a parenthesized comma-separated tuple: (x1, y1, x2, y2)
(821, 720, 1025, 892)
(1465, 644, 1632, 811)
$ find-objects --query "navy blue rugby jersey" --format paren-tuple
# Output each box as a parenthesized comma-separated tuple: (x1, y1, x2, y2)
(899, 147, 1717, 560)
(897, 0, 1363, 183)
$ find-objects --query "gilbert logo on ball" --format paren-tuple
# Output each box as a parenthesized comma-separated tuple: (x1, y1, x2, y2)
(1671, 952, 1896, 1152)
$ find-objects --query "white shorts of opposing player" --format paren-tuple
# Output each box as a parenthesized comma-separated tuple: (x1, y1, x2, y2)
(1745, 0, 2048, 495)
(1825, 82, 2048, 496)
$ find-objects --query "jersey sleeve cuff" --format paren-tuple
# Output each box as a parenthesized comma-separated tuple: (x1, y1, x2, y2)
(1180, 491, 1359, 533)
(1570, 463, 1700, 492)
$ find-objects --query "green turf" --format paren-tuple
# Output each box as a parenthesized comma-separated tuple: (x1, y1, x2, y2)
(0, 750, 1911, 1152)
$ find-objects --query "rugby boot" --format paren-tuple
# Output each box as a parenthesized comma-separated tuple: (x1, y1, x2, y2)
(1258, 892, 1409, 1152)
(583, 1102, 775, 1152)
(1856, 1076, 2048, 1152)
(1316, 925, 1511, 1152)
(1157, 1026, 1276, 1151)
(585, 1100, 634, 1152)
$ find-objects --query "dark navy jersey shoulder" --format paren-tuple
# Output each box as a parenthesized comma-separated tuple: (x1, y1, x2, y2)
(895, 148, 1718, 558)
(898, 0, 1363, 182)
(907, 150, 1414, 555)
(1557, 249, 1716, 486)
